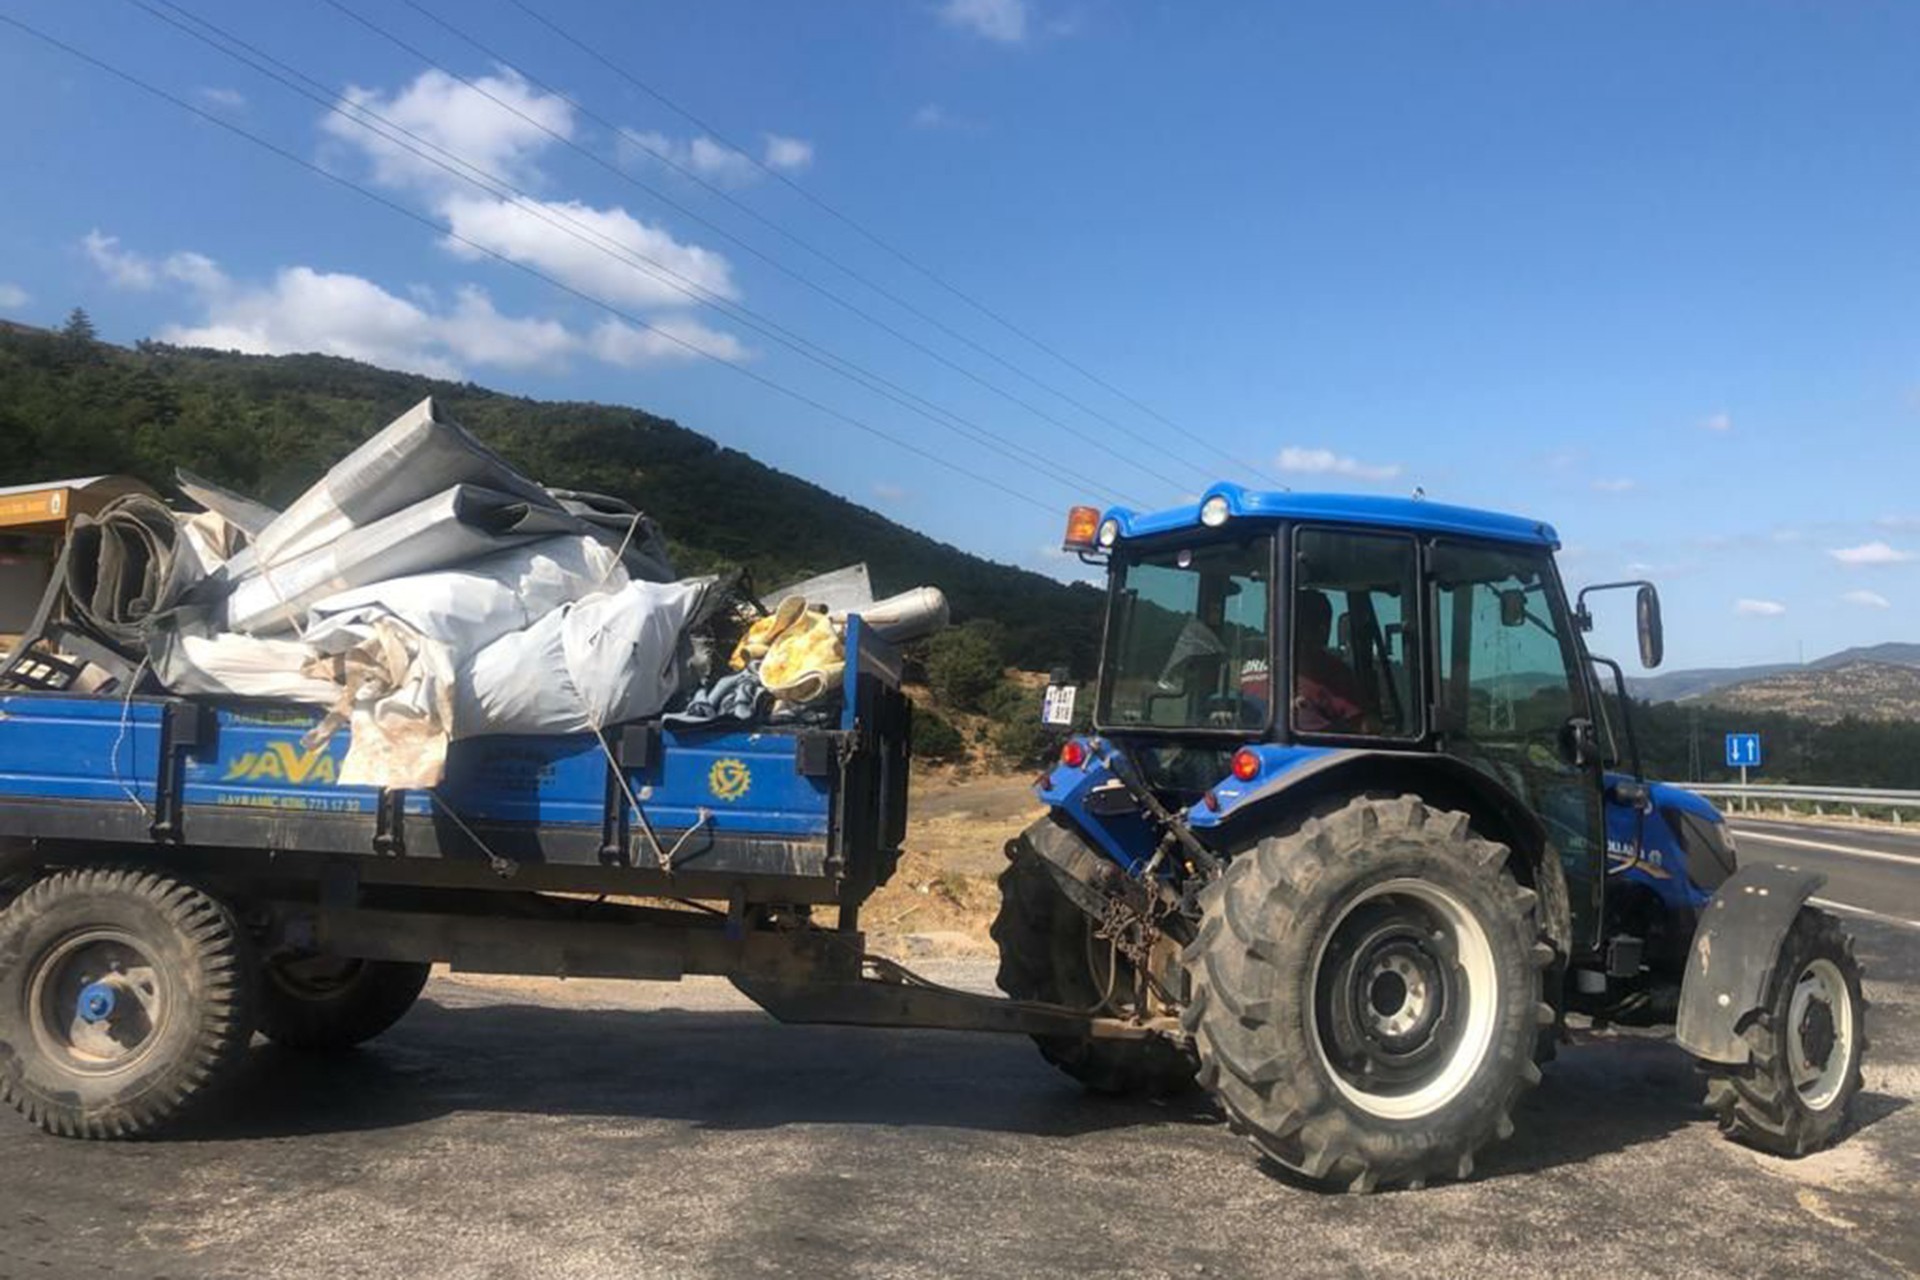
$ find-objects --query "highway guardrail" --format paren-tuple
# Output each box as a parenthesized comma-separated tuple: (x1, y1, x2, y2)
(1683, 783, 1920, 822)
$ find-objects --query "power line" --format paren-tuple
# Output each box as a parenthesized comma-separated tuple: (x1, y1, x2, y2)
(506, 0, 1287, 487)
(133, 0, 1145, 509)
(0, 10, 1065, 517)
(320, 0, 1211, 495)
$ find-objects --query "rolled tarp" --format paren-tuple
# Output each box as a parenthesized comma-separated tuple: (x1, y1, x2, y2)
(61, 494, 189, 654)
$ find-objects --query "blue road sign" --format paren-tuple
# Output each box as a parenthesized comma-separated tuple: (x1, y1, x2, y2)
(1725, 733, 1762, 769)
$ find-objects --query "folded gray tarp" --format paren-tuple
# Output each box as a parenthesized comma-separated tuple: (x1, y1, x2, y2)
(247, 396, 559, 570)
(225, 485, 585, 636)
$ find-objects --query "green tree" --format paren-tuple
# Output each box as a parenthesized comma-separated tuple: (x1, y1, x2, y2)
(924, 619, 1006, 713)
(60, 307, 97, 345)
(910, 707, 967, 763)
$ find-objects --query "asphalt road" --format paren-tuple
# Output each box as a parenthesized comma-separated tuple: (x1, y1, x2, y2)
(1727, 817, 1920, 928)
(3, 921, 1917, 1280)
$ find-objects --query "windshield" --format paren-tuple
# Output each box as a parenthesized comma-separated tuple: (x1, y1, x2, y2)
(1100, 534, 1273, 730)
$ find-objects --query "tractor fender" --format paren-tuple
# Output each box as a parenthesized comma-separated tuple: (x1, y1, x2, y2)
(1674, 862, 1825, 1065)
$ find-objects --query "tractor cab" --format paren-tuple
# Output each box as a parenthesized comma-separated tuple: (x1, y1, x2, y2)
(1004, 482, 1864, 1192)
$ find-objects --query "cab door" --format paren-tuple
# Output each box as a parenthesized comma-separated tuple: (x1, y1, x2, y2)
(1427, 539, 1607, 955)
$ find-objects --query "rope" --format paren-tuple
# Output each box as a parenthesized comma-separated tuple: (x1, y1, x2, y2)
(427, 788, 517, 878)
(109, 656, 153, 819)
(591, 726, 711, 872)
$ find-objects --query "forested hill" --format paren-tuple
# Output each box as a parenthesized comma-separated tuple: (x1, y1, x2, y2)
(0, 320, 1104, 673)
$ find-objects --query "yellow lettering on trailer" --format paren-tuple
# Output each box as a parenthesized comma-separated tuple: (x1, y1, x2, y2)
(221, 741, 338, 785)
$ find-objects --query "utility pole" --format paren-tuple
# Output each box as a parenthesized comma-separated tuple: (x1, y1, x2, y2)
(1688, 705, 1700, 782)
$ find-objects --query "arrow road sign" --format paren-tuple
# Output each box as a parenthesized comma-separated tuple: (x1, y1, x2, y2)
(1725, 733, 1762, 770)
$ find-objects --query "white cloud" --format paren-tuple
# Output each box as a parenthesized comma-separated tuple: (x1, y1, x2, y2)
(1842, 589, 1890, 609)
(1735, 598, 1787, 617)
(585, 315, 746, 366)
(0, 283, 27, 310)
(1828, 540, 1915, 567)
(439, 194, 738, 308)
(95, 232, 734, 379)
(1591, 477, 1636, 493)
(196, 86, 246, 110)
(939, 0, 1028, 42)
(763, 133, 813, 173)
(1702, 411, 1732, 432)
(324, 69, 573, 193)
(82, 231, 159, 289)
(620, 129, 813, 185)
(160, 264, 467, 379)
(872, 481, 907, 502)
(1275, 446, 1402, 483)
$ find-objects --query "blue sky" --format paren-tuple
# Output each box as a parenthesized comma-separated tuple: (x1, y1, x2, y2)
(2, 0, 1916, 671)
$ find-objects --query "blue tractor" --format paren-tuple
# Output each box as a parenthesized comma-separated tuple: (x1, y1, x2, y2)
(994, 484, 1867, 1191)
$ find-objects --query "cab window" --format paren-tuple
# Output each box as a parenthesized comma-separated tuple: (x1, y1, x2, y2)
(1291, 529, 1420, 738)
(1101, 535, 1272, 730)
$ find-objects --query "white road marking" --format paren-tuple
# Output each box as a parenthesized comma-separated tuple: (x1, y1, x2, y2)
(1809, 896, 1920, 932)
(1728, 826, 1920, 867)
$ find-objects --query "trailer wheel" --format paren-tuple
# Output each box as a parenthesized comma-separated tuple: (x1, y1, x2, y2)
(0, 868, 257, 1138)
(1704, 908, 1866, 1157)
(1184, 795, 1551, 1192)
(993, 823, 1197, 1096)
(258, 956, 433, 1051)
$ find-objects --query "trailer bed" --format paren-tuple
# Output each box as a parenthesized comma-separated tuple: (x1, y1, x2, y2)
(0, 617, 910, 906)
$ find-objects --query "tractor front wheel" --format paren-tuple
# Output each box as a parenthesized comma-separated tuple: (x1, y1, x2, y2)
(1704, 908, 1866, 1156)
(1184, 795, 1551, 1192)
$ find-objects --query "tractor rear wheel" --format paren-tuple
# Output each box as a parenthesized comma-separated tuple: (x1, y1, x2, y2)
(993, 820, 1197, 1096)
(1704, 907, 1866, 1156)
(258, 956, 433, 1051)
(1184, 795, 1551, 1191)
(0, 868, 257, 1138)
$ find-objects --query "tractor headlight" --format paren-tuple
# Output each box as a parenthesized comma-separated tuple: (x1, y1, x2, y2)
(1097, 517, 1120, 548)
(1200, 494, 1230, 527)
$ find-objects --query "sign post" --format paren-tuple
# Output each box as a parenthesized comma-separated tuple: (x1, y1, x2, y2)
(1725, 733, 1762, 810)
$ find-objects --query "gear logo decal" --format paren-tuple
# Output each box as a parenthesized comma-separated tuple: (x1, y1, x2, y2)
(708, 757, 752, 802)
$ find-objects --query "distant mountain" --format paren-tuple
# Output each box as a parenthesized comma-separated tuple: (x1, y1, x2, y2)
(1626, 662, 1802, 704)
(1811, 642, 1920, 669)
(1627, 643, 1920, 704)
(1701, 660, 1920, 725)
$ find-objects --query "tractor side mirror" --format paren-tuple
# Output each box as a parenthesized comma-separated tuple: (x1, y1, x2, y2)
(1498, 589, 1527, 628)
(1636, 584, 1664, 669)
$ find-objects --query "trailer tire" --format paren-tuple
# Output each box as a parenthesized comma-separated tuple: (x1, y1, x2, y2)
(258, 957, 433, 1052)
(0, 868, 257, 1139)
(1704, 907, 1866, 1157)
(993, 827, 1197, 1097)
(1184, 795, 1550, 1192)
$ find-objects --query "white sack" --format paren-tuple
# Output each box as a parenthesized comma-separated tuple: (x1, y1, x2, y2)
(298, 537, 628, 787)
(454, 577, 716, 738)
